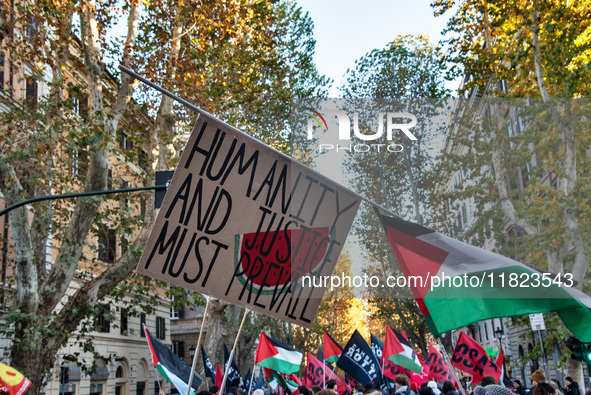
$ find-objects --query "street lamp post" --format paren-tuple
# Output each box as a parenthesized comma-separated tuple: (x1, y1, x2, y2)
(189, 345, 196, 358)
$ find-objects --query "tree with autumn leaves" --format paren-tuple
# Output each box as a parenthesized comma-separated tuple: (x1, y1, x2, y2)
(0, 0, 327, 392)
(431, 0, 591, 380)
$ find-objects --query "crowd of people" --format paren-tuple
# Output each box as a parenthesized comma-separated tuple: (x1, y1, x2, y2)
(159, 370, 588, 395)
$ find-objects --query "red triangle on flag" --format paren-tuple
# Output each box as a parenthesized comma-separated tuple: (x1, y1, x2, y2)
(255, 332, 278, 364)
(383, 326, 404, 362)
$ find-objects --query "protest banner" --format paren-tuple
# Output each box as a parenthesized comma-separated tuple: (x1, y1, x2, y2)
(137, 113, 360, 327)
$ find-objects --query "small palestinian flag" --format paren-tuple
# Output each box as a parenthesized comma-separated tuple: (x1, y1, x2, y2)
(376, 210, 591, 342)
(323, 332, 343, 364)
(265, 369, 299, 394)
(0, 362, 31, 395)
(255, 332, 303, 375)
(383, 326, 422, 373)
(144, 324, 202, 395)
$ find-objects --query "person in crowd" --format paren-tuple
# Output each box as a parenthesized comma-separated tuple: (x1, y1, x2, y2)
(236, 388, 244, 395)
(354, 385, 365, 395)
(210, 386, 220, 394)
(531, 369, 547, 387)
(532, 382, 556, 395)
(394, 374, 412, 395)
(299, 385, 311, 395)
(327, 379, 338, 395)
(473, 385, 486, 395)
(514, 380, 529, 395)
(196, 390, 213, 395)
(420, 384, 435, 395)
(550, 379, 563, 395)
(484, 385, 513, 395)
(564, 377, 581, 395)
(482, 377, 498, 387)
(410, 383, 419, 395)
(427, 381, 441, 395)
(442, 381, 459, 395)
(253, 390, 265, 395)
(364, 382, 382, 395)
(312, 386, 322, 394)
(228, 386, 238, 395)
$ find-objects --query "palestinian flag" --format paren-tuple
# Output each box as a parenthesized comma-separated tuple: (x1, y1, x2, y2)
(495, 348, 513, 388)
(376, 210, 591, 342)
(265, 369, 299, 393)
(323, 332, 343, 364)
(144, 324, 202, 395)
(383, 326, 422, 373)
(255, 332, 303, 375)
(0, 362, 31, 395)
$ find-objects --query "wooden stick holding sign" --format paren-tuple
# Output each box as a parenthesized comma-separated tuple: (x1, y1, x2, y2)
(186, 295, 211, 395)
(437, 338, 467, 395)
(219, 309, 250, 395)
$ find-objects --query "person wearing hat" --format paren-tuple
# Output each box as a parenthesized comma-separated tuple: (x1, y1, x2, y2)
(531, 369, 547, 387)
(427, 381, 441, 395)
(564, 377, 581, 395)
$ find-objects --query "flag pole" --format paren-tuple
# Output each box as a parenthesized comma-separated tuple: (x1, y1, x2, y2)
(247, 355, 256, 395)
(185, 295, 211, 395)
(437, 338, 467, 395)
(149, 353, 163, 393)
(219, 309, 250, 395)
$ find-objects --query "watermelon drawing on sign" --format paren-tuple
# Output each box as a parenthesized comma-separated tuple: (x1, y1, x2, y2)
(234, 226, 335, 295)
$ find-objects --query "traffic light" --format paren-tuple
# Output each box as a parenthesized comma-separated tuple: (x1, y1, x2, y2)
(565, 336, 584, 360)
(565, 337, 591, 370)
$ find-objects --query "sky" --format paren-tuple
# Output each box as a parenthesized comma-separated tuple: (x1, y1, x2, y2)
(295, 0, 452, 96)
(291, 1, 454, 279)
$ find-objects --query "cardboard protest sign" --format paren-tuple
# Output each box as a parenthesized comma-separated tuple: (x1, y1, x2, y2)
(137, 113, 360, 327)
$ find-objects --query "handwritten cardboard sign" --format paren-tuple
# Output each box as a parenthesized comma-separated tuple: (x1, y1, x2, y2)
(137, 114, 360, 327)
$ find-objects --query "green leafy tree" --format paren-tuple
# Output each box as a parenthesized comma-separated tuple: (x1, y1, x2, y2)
(431, 0, 591, 381)
(0, 0, 328, 392)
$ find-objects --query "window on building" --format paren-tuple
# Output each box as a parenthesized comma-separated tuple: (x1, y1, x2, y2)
(170, 296, 182, 320)
(138, 150, 148, 171)
(96, 304, 110, 333)
(98, 227, 117, 263)
(140, 198, 146, 220)
(120, 131, 134, 150)
(0, 52, 4, 91)
(484, 321, 489, 341)
(121, 308, 128, 335)
(156, 316, 166, 340)
(120, 236, 129, 255)
(121, 180, 129, 209)
(107, 169, 113, 190)
(25, 77, 37, 109)
(25, 17, 38, 39)
(478, 324, 483, 343)
(71, 146, 88, 177)
(172, 341, 185, 359)
(140, 312, 146, 337)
